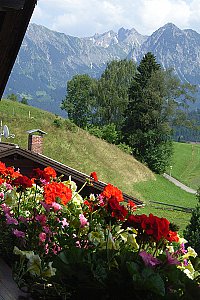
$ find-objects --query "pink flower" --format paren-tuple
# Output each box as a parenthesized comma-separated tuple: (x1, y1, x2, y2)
(13, 229, 25, 238)
(52, 243, 61, 255)
(40, 201, 50, 212)
(51, 202, 62, 211)
(139, 251, 161, 268)
(79, 214, 89, 228)
(0, 192, 4, 199)
(60, 218, 69, 228)
(6, 214, 18, 225)
(1, 203, 10, 214)
(39, 232, 46, 243)
(165, 250, 181, 265)
(35, 214, 47, 226)
(40, 178, 49, 185)
(97, 194, 104, 206)
(43, 225, 51, 234)
(18, 216, 27, 223)
(5, 183, 13, 190)
(45, 243, 49, 254)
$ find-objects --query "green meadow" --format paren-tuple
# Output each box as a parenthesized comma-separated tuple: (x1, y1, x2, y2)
(0, 99, 198, 231)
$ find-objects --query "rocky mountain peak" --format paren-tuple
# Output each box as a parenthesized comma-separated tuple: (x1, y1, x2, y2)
(4, 23, 200, 116)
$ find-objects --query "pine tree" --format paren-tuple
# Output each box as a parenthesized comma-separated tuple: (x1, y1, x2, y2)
(122, 53, 172, 173)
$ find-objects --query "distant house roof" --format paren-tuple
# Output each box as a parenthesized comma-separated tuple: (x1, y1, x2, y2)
(0, 0, 37, 99)
(0, 142, 144, 206)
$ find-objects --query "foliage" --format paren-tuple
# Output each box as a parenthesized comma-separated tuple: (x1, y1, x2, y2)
(122, 53, 196, 174)
(184, 190, 200, 256)
(87, 123, 119, 144)
(7, 93, 18, 102)
(61, 60, 136, 130)
(20, 97, 29, 105)
(61, 74, 97, 128)
(53, 116, 63, 128)
(117, 142, 132, 155)
(93, 60, 137, 128)
(0, 162, 200, 299)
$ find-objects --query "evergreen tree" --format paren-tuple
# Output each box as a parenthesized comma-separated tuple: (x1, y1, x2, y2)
(122, 53, 173, 173)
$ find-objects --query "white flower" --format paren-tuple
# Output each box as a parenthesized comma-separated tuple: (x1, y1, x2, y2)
(27, 254, 42, 276)
(42, 262, 56, 278)
(183, 247, 197, 259)
(89, 194, 95, 201)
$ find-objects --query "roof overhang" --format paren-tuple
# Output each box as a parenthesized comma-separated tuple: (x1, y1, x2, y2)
(0, 146, 144, 206)
(0, 0, 25, 11)
(0, 0, 37, 99)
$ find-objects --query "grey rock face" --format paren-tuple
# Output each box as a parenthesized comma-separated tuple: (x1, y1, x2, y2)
(4, 23, 200, 115)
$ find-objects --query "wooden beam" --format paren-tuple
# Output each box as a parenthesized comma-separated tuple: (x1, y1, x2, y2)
(0, 0, 37, 100)
(0, 0, 25, 10)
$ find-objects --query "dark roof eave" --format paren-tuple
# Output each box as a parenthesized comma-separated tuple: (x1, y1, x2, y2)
(0, 147, 143, 206)
(0, 0, 26, 11)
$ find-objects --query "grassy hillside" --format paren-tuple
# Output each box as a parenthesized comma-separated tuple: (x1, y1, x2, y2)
(0, 99, 154, 196)
(166, 142, 200, 190)
(0, 100, 197, 231)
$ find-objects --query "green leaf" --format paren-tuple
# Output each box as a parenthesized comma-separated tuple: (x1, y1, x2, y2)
(142, 268, 165, 297)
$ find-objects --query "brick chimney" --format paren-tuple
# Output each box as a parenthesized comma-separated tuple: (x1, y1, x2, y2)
(27, 129, 47, 154)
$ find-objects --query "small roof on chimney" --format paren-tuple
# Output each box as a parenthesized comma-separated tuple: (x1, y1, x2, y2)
(27, 129, 47, 135)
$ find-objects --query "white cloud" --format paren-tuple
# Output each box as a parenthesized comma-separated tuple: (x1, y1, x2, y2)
(137, 0, 190, 34)
(31, 0, 200, 36)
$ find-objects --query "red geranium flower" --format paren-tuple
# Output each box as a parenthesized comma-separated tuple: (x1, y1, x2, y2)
(90, 172, 98, 182)
(107, 197, 127, 221)
(122, 214, 148, 230)
(101, 183, 124, 202)
(127, 200, 137, 211)
(141, 214, 170, 241)
(166, 230, 179, 243)
(44, 182, 72, 205)
(32, 167, 54, 184)
(44, 166, 57, 179)
(0, 162, 7, 176)
(13, 175, 33, 191)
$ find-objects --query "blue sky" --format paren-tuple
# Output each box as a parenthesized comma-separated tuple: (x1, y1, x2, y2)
(31, 0, 200, 37)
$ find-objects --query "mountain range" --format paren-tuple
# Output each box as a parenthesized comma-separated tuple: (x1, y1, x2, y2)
(4, 23, 200, 116)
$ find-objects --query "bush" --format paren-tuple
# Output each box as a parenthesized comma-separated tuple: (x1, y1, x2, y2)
(117, 142, 132, 155)
(184, 190, 200, 255)
(87, 124, 119, 144)
(64, 119, 78, 132)
(53, 117, 63, 128)
(101, 124, 119, 144)
(87, 126, 103, 139)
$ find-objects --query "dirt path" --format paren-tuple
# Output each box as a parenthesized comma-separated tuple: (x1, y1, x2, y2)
(163, 173, 197, 194)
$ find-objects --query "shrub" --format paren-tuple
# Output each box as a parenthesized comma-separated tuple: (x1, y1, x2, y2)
(64, 119, 78, 132)
(117, 142, 132, 155)
(53, 117, 63, 128)
(184, 189, 200, 255)
(87, 125, 103, 139)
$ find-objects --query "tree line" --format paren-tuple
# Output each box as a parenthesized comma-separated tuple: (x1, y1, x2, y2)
(61, 52, 197, 174)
